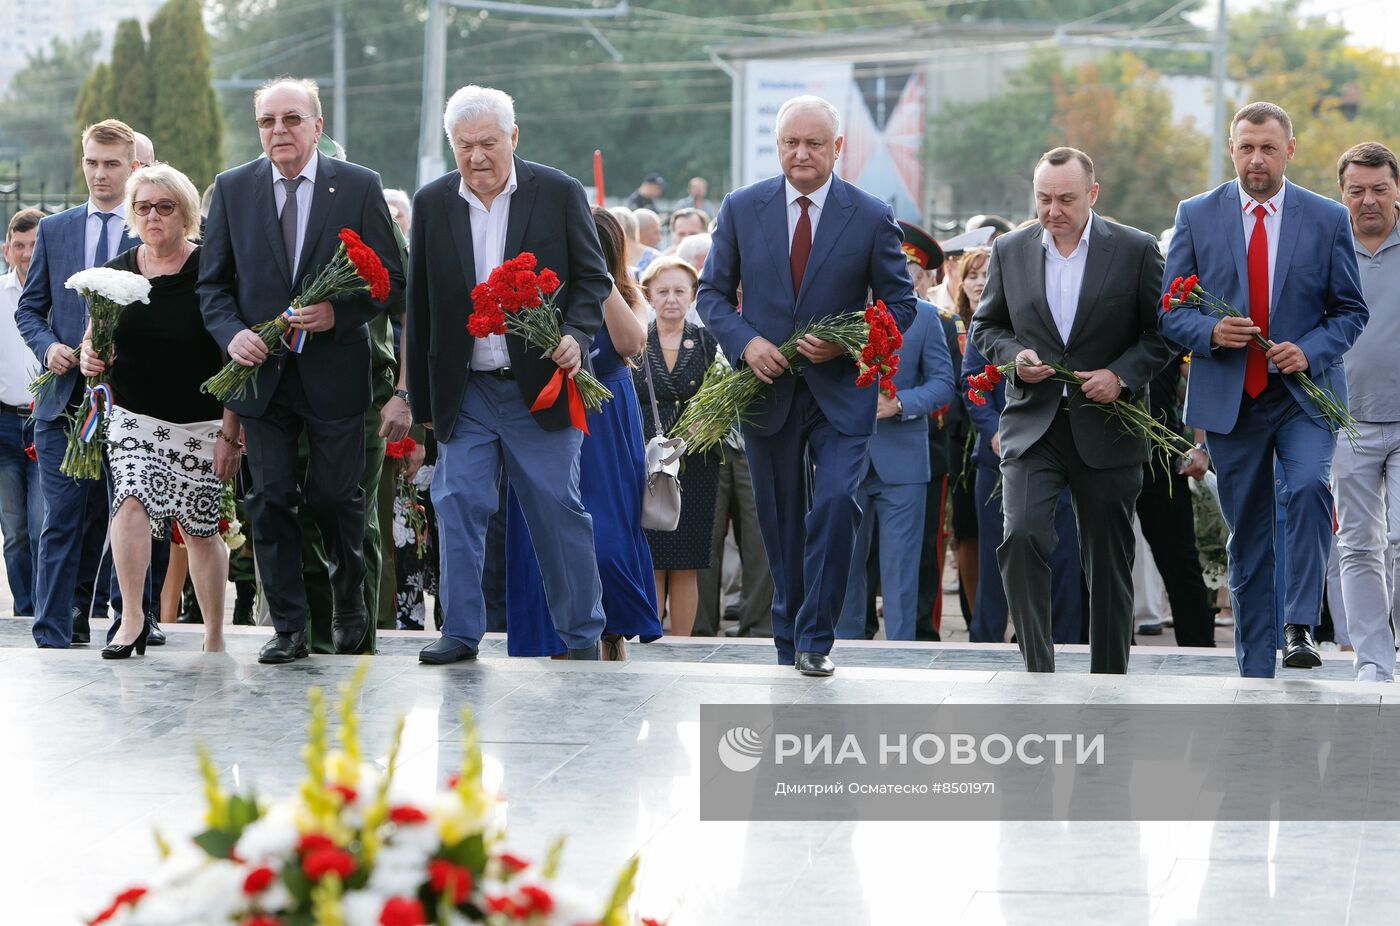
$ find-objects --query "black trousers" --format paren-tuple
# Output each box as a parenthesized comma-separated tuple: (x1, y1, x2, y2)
(999, 409, 1141, 673)
(1135, 460, 1216, 647)
(242, 361, 367, 634)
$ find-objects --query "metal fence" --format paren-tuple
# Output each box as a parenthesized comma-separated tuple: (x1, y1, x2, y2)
(0, 164, 86, 220)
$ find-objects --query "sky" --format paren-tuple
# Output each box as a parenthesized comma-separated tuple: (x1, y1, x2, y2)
(1287, 0, 1400, 54)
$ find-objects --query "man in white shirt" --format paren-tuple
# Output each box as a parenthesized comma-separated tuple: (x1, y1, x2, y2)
(972, 147, 1174, 674)
(0, 209, 44, 617)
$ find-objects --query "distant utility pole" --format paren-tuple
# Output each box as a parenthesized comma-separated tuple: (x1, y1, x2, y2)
(1207, 0, 1228, 188)
(334, 0, 348, 149)
(416, 0, 629, 189)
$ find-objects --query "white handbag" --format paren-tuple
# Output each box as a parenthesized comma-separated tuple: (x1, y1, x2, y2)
(639, 352, 686, 531)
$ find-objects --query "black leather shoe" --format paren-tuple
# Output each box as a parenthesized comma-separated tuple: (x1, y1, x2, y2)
(70, 607, 90, 645)
(796, 652, 835, 677)
(102, 621, 150, 660)
(1137, 622, 1163, 636)
(331, 610, 369, 655)
(259, 631, 309, 664)
(1283, 624, 1322, 668)
(420, 637, 479, 665)
(145, 614, 166, 646)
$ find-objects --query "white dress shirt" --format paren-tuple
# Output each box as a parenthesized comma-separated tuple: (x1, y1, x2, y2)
(0, 270, 40, 406)
(84, 201, 128, 269)
(1041, 214, 1093, 345)
(273, 150, 319, 279)
(785, 175, 832, 250)
(1238, 179, 1286, 302)
(462, 165, 519, 371)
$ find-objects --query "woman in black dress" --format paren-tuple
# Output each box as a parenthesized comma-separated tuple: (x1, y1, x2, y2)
(635, 257, 720, 636)
(79, 164, 240, 656)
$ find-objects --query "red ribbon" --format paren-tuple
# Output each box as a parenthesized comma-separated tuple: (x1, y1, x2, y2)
(530, 368, 589, 434)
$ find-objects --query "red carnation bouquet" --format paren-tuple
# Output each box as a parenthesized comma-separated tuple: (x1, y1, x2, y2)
(967, 360, 1194, 464)
(202, 228, 391, 402)
(1162, 274, 1356, 437)
(855, 299, 902, 398)
(466, 252, 613, 432)
(385, 436, 428, 557)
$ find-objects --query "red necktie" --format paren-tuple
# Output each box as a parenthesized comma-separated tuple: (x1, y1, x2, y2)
(790, 195, 812, 297)
(1245, 203, 1270, 398)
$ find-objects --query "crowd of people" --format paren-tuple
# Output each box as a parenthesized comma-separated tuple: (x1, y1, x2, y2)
(0, 79, 1396, 683)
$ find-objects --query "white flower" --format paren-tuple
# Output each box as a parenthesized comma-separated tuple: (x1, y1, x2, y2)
(342, 890, 391, 926)
(233, 806, 299, 863)
(411, 463, 434, 490)
(65, 267, 153, 305)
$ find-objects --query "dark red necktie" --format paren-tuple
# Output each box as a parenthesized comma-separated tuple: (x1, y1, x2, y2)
(1245, 203, 1270, 398)
(790, 195, 812, 297)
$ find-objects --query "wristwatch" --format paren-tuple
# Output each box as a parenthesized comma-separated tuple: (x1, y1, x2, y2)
(895, 396, 904, 415)
(393, 388, 409, 402)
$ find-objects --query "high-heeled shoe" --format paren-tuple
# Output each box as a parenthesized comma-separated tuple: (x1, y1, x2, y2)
(102, 621, 150, 660)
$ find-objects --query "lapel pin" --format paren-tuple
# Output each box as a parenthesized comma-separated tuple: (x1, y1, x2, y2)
(328, 187, 336, 193)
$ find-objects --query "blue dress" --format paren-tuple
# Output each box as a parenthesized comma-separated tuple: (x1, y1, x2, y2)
(504, 324, 662, 655)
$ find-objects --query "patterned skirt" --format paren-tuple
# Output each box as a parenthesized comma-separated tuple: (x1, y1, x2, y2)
(106, 405, 223, 537)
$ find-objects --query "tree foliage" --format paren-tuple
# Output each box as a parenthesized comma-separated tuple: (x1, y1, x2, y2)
(109, 19, 153, 133)
(72, 63, 114, 189)
(0, 33, 101, 189)
(150, 0, 223, 190)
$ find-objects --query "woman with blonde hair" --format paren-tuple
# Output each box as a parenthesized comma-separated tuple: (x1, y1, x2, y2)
(80, 164, 240, 657)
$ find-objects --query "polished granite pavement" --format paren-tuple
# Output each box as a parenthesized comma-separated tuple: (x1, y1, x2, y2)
(3, 616, 1396, 925)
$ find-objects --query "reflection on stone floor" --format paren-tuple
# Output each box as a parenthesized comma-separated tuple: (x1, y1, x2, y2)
(2, 616, 1395, 925)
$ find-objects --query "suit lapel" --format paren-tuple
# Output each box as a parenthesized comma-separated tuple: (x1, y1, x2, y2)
(1065, 217, 1116, 349)
(253, 160, 292, 287)
(1220, 183, 1249, 299)
(503, 157, 536, 260)
(441, 177, 477, 294)
(797, 177, 855, 310)
(296, 156, 338, 288)
(1021, 230, 1063, 349)
(755, 178, 793, 309)
(1271, 182, 1303, 311)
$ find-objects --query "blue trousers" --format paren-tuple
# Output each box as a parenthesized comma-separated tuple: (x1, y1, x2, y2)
(432, 374, 604, 651)
(745, 383, 870, 662)
(1207, 377, 1333, 678)
(836, 470, 926, 641)
(0, 411, 41, 615)
(31, 416, 110, 647)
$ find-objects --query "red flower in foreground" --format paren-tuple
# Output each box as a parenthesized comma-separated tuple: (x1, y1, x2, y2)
(242, 866, 276, 895)
(24, 443, 36, 461)
(485, 886, 554, 918)
(966, 387, 988, 407)
(339, 228, 391, 301)
(297, 833, 335, 855)
(498, 851, 531, 873)
(379, 896, 428, 926)
(302, 846, 356, 882)
(385, 437, 418, 461)
(428, 858, 473, 904)
(241, 918, 283, 926)
(329, 783, 358, 805)
(88, 886, 147, 925)
(389, 804, 429, 825)
(1161, 292, 1172, 311)
(983, 364, 1002, 385)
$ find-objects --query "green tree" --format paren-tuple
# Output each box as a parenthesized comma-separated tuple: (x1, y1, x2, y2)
(0, 33, 101, 189)
(109, 19, 153, 133)
(72, 62, 114, 190)
(149, 0, 221, 189)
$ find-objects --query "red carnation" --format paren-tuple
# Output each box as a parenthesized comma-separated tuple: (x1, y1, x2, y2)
(389, 805, 429, 825)
(302, 846, 356, 882)
(498, 852, 531, 873)
(537, 268, 561, 295)
(428, 858, 473, 904)
(968, 374, 989, 393)
(330, 783, 358, 805)
(297, 833, 336, 855)
(1182, 274, 1199, 297)
(983, 364, 1001, 385)
(88, 886, 147, 926)
(379, 896, 428, 926)
(518, 884, 555, 914)
(966, 387, 987, 407)
(339, 228, 391, 302)
(24, 443, 36, 461)
(242, 918, 283, 926)
(1161, 293, 1172, 311)
(243, 866, 276, 895)
(1168, 276, 1183, 297)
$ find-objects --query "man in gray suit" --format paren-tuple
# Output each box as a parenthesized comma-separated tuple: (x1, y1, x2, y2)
(971, 147, 1173, 673)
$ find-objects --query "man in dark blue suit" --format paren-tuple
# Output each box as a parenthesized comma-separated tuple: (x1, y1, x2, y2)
(16, 119, 141, 649)
(199, 79, 403, 663)
(836, 298, 954, 640)
(697, 95, 916, 676)
(1160, 102, 1367, 677)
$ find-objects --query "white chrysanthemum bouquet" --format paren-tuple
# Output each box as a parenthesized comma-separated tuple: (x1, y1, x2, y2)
(32, 268, 153, 480)
(85, 662, 667, 926)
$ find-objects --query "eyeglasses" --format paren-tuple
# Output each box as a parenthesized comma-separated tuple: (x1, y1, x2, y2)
(256, 113, 306, 130)
(132, 200, 178, 217)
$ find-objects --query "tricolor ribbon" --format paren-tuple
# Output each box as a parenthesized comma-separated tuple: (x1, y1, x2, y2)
(79, 383, 113, 443)
(280, 306, 308, 354)
(529, 368, 589, 434)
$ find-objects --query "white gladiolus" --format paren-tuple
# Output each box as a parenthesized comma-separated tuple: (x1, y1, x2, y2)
(233, 808, 299, 863)
(65, 267, 153, 306)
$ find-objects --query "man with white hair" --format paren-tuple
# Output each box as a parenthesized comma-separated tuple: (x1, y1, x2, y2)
(697, 94, 917, 676)
(405, 84, 611, 665)
(199, 77, 404, 663)
(634, 208, 662, 272)
(134, 132, 155, 168)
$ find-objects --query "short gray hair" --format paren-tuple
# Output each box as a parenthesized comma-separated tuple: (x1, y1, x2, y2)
(608, 206, 638, 241)
(443, 85, 515, 139)
(675, 232, 712, 270)
(775, 95, 841, 137)
(254, 77, 322, 117)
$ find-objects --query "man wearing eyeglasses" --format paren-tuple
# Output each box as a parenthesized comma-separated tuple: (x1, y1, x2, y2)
(198, 78, 404, 664)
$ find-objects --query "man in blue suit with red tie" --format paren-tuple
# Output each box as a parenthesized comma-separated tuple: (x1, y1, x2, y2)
(1160, 102, 1368, 677)
(697, 95, 916, 676)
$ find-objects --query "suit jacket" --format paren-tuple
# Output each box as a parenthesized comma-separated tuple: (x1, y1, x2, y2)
(696, 173, 916, 437)
(405, 158, 610, 440)
(867, 300, 955, 485)
(16, 205, 140, 421)
(960, 336, 1005, 469)
(197, 156, 403, 420)
(1159, 179, 1368, 433)
(971, 214, 1173, 469)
